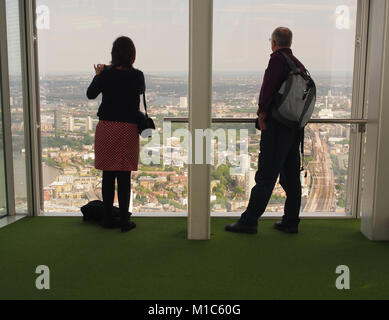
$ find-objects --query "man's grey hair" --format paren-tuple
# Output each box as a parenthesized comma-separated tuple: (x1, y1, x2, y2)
(271, 27, 293, 47)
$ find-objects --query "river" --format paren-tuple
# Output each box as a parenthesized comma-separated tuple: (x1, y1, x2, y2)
(13, 152, 60, 198)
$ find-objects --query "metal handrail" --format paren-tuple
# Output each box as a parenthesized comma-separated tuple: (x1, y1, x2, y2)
(163, 117, 368, 132)
(163, 117, 367, 124)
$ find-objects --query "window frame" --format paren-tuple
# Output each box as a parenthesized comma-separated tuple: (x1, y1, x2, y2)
(349, 0, 370, 219)
(14, 0, 370, 221)
(0, 0, 16, 217)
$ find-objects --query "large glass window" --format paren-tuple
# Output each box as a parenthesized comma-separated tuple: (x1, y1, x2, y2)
(5, 0, 28, 213)
(36, 0, 188, 214)
(209, 123, 351, 214)
(212, 0, 358, 214)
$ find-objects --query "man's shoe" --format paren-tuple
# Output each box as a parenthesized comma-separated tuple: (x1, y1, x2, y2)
(121, 221, 136, 233)
(225, 221, 257, 234)
(274, 222, 298, 234)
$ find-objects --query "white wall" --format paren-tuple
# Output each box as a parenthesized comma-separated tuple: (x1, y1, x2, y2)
(361, 0, 389, 241)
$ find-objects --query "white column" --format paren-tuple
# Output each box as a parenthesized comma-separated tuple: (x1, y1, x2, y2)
(188, 0, 213, 240)
(361, 0, 389, 241)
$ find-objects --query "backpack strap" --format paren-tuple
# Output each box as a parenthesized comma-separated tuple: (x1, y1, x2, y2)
(280, 51, 299, 73)
(142, 92, 149, 118)
(300, 128, 308, 178)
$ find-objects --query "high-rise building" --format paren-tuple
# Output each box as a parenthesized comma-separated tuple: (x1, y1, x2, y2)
(54, 109, 62, 131)
(86, 116, 93, 132)
(319, 108, 334, 118)
(239, 154, 250, 174)
(67, 116, 74, 132)
(180, 97, 188, 109)
(244, 169, 256, 199)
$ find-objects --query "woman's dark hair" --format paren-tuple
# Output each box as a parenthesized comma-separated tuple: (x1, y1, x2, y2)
(111, 36, 136, 68)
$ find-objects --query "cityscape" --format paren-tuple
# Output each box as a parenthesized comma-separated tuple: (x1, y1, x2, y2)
(9, 71, 352, 214)
(0, 0, 356, 215)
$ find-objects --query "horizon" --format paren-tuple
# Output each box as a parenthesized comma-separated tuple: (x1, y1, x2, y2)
(36, 69, 354, 77)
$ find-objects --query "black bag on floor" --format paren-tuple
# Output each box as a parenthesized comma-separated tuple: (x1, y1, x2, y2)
(81, 200, 131, 226)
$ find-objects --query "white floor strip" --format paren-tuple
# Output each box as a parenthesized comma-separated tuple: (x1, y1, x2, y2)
(0, 215, 28, 229)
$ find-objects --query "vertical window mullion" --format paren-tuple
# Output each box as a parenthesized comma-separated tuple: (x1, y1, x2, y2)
(0, 0, 16, 217)
(18, 0, 41, 216)
(348, 0, 370, 218)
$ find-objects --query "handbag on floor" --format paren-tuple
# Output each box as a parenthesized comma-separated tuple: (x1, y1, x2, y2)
(81, 200, 131, 227)
(137, 92, 155, 138)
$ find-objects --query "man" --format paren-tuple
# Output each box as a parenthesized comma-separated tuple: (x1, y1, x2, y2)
(225, 27, 305, 235)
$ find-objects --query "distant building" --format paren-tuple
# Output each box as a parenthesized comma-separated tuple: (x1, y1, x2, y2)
(139, 176, 167, 189)
(67, 116, 74, 132)
(301, 171, 310, 197)
(230, 200, 247, 212)
(319, 108, 334, 118)
(54, 109, 62, 131)
(43, 187, 53, 201)
(167, 136, 181, 147)
(239, 154, 250, 173)
(229, 154, 250, 175)
(180, 97, 188, 109)
(86, 116, 93, 132)
(244, 169, 256, 198)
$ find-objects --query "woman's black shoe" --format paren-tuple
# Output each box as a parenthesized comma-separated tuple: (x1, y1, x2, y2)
(101, 217, 118, 229)
(121, 221, 136, 233)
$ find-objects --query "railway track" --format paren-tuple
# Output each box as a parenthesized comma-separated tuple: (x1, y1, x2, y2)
(304, 124, 335, 212)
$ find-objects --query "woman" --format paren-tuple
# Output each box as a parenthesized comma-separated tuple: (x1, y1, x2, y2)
(87, 36, 145, 232)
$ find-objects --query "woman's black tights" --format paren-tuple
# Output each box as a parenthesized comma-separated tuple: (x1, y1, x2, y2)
(102, 171, 132, 220)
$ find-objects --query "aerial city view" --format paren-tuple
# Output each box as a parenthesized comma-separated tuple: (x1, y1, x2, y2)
(9, 71, 352, 215)
(3, 0, 356, 215)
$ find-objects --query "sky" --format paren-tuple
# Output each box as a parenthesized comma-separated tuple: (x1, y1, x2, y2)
(34, 0, 357, 75)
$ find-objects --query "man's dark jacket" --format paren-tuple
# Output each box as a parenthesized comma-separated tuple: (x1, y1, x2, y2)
(257, 48, 306, 115)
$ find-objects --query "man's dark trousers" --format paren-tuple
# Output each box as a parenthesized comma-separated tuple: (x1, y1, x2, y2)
(240, 118, 302, 228)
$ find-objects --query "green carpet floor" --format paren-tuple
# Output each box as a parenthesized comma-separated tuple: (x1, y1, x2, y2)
(0, 217, 388, 300)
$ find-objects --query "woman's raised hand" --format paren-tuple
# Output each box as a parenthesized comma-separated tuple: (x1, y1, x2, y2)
(94, 64, 105, 75)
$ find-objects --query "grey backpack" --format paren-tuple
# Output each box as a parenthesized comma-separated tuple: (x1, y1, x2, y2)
(272, 52, 316, 129)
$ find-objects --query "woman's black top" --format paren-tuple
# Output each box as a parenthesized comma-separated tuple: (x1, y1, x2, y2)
(86, 67, 145, 123)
